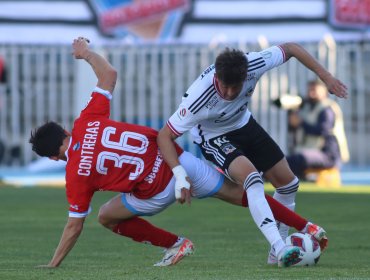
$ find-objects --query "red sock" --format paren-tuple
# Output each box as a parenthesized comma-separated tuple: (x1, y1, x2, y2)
(242, 192, 307, 231)
(242, 191, 248, 207)
(113, 216, 179, 248)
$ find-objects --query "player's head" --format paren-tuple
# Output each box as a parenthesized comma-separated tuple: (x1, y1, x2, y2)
(29, 121, 68, 158)
(215, 48, 248, 100)
(307, 79, 328, 102)
(215, 48, 248, 85)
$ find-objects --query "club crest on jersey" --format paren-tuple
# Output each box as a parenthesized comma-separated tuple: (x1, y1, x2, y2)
(176, 106, 188, 120)
(221, 143, 236, 155)
(73, 142, 81, 151)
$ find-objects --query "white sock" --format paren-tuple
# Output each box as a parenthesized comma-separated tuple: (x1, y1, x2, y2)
(244, 172, 283, 248)
(172, 237, 184, 247)
(273, 177, 299, 241)
(273, 240, 286, 257)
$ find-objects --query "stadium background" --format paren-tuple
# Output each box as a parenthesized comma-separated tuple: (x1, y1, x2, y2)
(0, 1, 370, 279)
(0, 0, 369, 185)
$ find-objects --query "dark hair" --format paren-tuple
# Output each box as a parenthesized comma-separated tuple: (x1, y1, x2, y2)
(215, 48, 248, 85)
(29, 121, 67, 157)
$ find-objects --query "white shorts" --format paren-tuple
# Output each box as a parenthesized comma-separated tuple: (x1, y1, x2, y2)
(121, 151, 224, 216)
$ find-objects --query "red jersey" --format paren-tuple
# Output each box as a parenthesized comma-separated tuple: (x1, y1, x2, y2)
(65, 88, 182, 217)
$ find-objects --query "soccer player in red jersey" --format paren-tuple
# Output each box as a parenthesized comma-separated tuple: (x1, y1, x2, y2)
(30, 37, 326, 268)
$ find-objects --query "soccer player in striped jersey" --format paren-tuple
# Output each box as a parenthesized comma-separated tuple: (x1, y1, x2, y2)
(158, 43, 347, 264)
(30, 38, 326, 268)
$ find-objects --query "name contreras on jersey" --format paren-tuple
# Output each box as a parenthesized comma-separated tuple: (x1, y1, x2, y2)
(144, 149, 163, 184)
(78, 121, 100, 176)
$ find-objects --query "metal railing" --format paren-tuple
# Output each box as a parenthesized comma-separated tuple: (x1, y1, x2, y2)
(0, 40, 369, 166)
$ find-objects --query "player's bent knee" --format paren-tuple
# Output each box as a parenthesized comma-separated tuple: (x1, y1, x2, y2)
(97, 205, 114, 229)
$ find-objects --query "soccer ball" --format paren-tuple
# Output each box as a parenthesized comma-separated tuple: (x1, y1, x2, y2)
(285, 232, 321, 266)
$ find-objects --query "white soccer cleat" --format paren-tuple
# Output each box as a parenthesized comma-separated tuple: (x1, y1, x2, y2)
(303, 222, 328, 251)
(277, 245, 301, 268)
(153, 238, 194, 267)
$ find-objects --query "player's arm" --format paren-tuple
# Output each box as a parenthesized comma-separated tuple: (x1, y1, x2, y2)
(37, 217, 85, 268)
(157, 125, 181, 169)
(157, 126, 191, 204)
(72, 37, 117, 94)
(280, 42, 348, 99)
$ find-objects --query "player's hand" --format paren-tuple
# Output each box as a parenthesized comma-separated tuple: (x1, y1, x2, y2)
(322, 75, 348, 99)
(172, 165, 192, 204)
(177, 179, 193, 205)
(174, 177, 192, 205)
(72, 37, 90, 59)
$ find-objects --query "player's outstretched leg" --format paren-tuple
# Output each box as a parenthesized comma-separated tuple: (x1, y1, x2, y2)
(268, 221, 328, 265)
(154, 237, 194, 267)
(302, 222, 328, 251)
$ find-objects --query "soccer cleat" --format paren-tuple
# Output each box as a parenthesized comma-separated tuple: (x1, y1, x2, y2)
(267, 248, 278, 265)
(153, 238, 194, 267)
(303, 222, 328, 251)
(277, 245, 301, 268)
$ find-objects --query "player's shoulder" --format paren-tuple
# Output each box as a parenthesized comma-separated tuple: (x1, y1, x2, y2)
(246, 46, 284, 72)
(246, 50, 261, 61)
(185, 65, 215, 100)
(257, 46, 284, 60)
(246, 46, 282, 60)
(199, 64, 216, 81)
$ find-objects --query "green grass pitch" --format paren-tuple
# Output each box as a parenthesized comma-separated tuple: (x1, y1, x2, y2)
(0, 184, 369, 280)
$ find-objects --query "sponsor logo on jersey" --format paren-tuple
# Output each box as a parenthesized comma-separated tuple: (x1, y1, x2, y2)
(70, 204, 79, 210)
(73, 142, 81, 151)
(144, 149, 163, 184)
(221, 143, 236, 155)
(205, 95, 219, 109)
(215, 101, 249, 123)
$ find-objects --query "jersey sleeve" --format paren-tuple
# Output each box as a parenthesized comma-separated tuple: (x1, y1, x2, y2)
(251, 46, 285, 78)
(79, 87, 112, 119)
(167, 99, 203, 136)
(66, 183, 94, 218)
(167, 74, 212, 136)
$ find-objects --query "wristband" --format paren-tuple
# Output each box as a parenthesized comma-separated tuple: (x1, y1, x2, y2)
(172, 165, 187, 180)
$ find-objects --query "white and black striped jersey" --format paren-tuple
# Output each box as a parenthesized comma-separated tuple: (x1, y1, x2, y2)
(167, 45, 286, 144)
